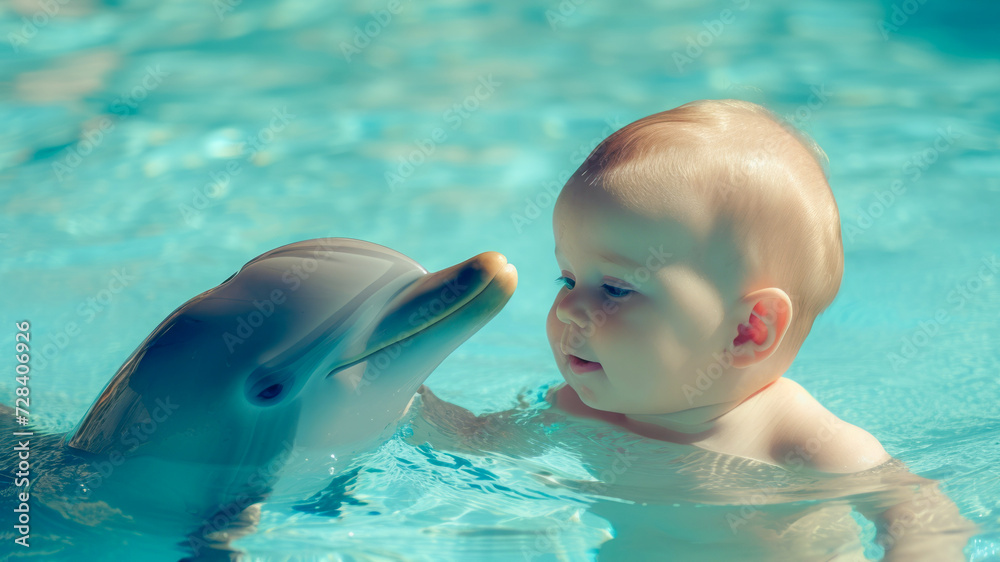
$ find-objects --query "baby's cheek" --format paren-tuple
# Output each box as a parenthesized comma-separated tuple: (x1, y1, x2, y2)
(603, 300, 654, 338)
(614, 304, 688, 371)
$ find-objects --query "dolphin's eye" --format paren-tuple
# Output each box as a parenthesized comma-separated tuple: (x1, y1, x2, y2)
(247, 370, 294, 406)
(257, 383, 283, 400)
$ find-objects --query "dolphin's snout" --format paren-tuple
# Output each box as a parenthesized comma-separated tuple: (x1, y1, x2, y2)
(337, 251, 515, 375)
(436, 251, 514, 299)
(380, 251, 515, 337)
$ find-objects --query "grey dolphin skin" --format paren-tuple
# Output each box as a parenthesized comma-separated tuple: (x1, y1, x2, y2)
(1, 238, 517, 559)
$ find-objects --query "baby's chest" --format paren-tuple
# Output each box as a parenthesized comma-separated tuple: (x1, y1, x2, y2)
(536, 407, 797, 503)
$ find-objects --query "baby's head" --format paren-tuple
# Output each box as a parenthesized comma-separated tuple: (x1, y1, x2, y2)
(546, 99, 843, 421)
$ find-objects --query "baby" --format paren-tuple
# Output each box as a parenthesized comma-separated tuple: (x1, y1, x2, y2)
(415, 100, 974, 560)
(542, 98, 886, 472)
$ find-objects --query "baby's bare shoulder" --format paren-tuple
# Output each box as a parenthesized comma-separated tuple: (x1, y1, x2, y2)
(766, 379, 891, 474)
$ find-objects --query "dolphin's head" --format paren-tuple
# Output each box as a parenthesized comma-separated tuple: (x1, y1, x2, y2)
(67, 238, 516, 493)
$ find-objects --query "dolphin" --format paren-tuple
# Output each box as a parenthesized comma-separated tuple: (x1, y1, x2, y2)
(1, 238, 516, 558)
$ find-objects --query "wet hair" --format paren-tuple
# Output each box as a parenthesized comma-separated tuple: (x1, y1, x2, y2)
(573, 99, 842, 364)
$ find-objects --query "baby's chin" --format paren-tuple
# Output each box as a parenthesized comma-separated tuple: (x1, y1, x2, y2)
(574, 385, 695, 416)
(570, 381, 599, 404)
(567, 381, 629, 414)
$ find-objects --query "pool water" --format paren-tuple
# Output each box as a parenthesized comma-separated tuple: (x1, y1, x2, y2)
(1, 0, 998, 559)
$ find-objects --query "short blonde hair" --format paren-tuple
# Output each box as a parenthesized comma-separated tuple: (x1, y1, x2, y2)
(575, 99, 842, 362)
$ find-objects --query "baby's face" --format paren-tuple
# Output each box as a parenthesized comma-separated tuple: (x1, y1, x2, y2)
(545, 179, 747, 417)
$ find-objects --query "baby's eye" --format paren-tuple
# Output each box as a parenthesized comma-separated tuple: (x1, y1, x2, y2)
(602, 284, 633, 298)
(555, 276, 575, 290)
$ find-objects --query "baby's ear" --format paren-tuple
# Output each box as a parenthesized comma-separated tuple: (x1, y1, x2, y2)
(729, 288, 792, 368)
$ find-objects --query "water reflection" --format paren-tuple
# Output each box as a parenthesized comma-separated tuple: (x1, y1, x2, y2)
(411, 384, 976, 561)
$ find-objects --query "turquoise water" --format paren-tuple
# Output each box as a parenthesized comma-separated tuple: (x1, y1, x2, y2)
(1, 0, 998, 559)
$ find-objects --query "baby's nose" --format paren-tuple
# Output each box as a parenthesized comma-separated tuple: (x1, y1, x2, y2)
(555, 291, 590, 329)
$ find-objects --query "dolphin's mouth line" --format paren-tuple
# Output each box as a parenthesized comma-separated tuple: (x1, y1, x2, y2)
(324, 268, 504, 379)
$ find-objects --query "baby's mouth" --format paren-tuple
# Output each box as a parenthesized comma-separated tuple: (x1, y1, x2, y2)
(566, 354, 603, 374)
